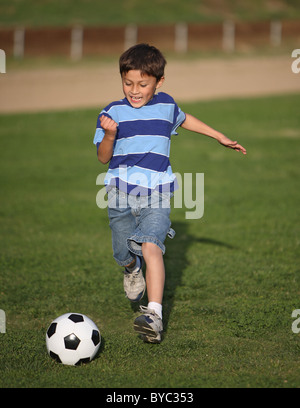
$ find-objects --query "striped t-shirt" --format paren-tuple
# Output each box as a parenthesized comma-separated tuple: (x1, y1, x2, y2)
(93, 92, 186, 195)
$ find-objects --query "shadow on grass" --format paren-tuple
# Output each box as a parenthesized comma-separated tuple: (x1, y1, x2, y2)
(129, 220, 236, 340)
(162, 221, 236, 335)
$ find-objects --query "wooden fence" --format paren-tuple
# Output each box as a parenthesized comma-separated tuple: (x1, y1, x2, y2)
(0, 20, 299, 59)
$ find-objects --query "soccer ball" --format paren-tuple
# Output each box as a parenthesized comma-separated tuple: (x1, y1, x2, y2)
(46, 313, 101, 366)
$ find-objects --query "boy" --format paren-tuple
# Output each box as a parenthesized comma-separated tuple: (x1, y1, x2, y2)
(93, 43, 246, 343)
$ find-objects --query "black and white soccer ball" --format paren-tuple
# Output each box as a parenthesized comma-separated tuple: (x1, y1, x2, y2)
(46, 313, 101, 366)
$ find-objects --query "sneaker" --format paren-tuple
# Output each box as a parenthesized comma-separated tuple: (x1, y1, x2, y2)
(134, 306, 163, 343)
(123, 257, 146, 302)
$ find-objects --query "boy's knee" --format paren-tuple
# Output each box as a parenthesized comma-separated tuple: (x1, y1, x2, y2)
(142, 242, 162, 257)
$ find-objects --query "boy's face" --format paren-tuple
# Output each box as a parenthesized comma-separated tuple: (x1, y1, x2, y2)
(122, 70, 164, 108)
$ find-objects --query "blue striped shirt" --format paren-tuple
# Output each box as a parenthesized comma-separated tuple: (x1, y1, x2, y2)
(93, 92, 186, 195)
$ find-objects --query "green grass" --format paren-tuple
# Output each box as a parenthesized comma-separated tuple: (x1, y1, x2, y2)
(1, 0, 300, 27)
(0, 94, 300, 388)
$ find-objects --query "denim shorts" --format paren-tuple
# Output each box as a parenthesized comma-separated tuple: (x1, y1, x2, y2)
(107, 187, 175, 266)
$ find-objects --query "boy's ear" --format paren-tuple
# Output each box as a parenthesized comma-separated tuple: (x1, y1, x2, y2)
(156, 76, 165, 89)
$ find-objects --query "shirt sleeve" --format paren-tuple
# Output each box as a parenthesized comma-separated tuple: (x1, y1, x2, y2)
(93, 109, 114, 147)
(171, 105, 186, 136)
(93, 126, 105, 145)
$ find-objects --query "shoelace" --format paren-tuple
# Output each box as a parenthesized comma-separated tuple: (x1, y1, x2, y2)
(139, 305, 157, 316)
(124, 269, 142, 289)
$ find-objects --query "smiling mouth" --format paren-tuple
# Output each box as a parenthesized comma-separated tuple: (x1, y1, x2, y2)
(130, 96, 142, 103)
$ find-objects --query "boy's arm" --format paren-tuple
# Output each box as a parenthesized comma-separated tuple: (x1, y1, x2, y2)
(97, 115, 118, 164)
(181, 113, 247, 155)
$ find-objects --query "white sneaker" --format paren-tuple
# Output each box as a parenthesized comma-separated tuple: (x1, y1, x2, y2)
(123, 257, 145, 302)
(134, 306, 163, 343)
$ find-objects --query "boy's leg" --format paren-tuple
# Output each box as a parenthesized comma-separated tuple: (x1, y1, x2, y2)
(126, 258, 137, 269)
(128, 191, 172, 342)
(142, 242, 165, 305)
(133, 242, 165, 343)
(108, 188, 146, 301)
(108, 188, 134, 265)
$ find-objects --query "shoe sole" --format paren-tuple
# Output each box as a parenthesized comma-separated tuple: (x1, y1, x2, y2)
(134, 315, 162, 343)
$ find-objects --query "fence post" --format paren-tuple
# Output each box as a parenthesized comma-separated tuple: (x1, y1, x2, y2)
(124, 24, 138, 50)
(71, 26, 83, 61)
(175, 23, 188, 53)
(223, 20, 235, 52)
(14, 28, 25, 59)
(270, 20, 282, 46)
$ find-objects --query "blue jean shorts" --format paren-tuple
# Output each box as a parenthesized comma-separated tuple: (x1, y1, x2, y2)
(107, 187, 175, 266)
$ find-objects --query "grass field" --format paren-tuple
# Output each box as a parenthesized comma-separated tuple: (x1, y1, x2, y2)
(0, 93, 299, 388)
(1, 0, 300, 27)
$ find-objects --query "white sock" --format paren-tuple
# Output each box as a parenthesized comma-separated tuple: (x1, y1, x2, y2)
(126, 256, 140, 273)
(148, 302, 162, 319)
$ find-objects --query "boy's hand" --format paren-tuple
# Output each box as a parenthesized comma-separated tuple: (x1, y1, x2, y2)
(219, 136, 247, 155)
(100, 115, 118, 138)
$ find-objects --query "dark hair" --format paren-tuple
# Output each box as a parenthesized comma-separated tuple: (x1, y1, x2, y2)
(119, 43, 166, 81)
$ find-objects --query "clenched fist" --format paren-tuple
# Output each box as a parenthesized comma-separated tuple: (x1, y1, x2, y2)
(100, 115, 118, 138)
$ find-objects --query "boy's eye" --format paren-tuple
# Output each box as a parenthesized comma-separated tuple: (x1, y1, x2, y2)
(124, 82, 147, 88)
